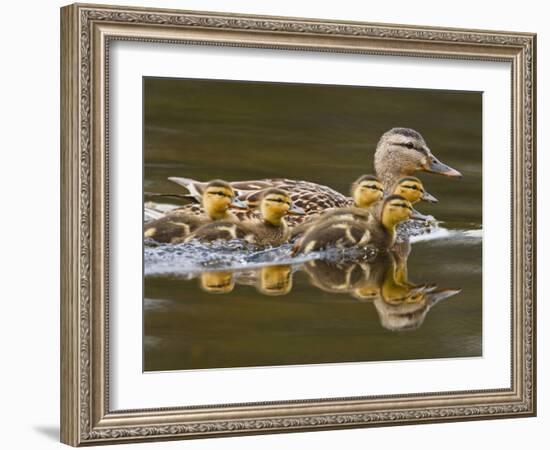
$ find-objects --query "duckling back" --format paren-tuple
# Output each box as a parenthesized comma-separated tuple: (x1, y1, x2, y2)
(293, 214, 390, 254)
(144, 210, 206, 243)
(185, 219, 289, 247)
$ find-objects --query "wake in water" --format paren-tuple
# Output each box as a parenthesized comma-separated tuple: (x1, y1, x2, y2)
(144, 225, 482, 276)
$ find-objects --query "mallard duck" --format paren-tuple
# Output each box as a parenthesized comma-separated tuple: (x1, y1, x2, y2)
(143, 179, 246, 243)
(185, 188, 305, 247)
(374, 128, 462, 188)
(166, 128, 460, 227)
(293, 195, 421, 254)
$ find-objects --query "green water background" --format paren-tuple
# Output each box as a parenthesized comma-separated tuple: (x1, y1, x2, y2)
(144, 77, 482, 371)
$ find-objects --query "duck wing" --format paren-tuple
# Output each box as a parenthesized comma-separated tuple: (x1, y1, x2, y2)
(166, 177, 352, 226)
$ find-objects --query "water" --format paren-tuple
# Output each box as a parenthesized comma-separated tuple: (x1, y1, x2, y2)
(143, 77, 482, 372)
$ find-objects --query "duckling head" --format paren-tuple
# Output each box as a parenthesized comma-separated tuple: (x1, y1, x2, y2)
(393, 176, 438, 204)
(374, 128, 462, 186)
(202, 180, 244, 220)
(260, 188, 305, 225)
(351, 175, 384, 208)
(381, 195, 415, 230)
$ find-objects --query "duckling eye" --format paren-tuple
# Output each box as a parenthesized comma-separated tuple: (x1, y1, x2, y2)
(210, 191, 228, 197)
(403, 184, 419, 191)
(363, 184, 379, 190)
(392, 202, 411, 209)
(406, 142, 414, 149)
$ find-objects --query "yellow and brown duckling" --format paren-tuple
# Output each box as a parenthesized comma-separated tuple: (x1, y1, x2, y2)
(185, 188, 305, 247)
(290, 175, 384, 237)
(144, 179, 246, 243)
(293, 195, 422, 255)
(392, 176, 438, 204)
(168, 128, 460, 228)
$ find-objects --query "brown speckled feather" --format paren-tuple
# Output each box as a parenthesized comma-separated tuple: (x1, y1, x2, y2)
(166, 178, 353, 227)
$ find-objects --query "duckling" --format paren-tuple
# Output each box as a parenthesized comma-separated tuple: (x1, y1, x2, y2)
(290, 175, 384, 238)
(143, 180, 246, 243)
(168, 128, 461, 229)
(185, 188, 305, 247)
(293, 195, 421, 254)
(392, 176, 438, 204)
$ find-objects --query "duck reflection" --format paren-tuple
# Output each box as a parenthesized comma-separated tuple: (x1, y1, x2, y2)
(300, 251, 460, 331)
(194, 249, 460, 331)
(256, 265, 293, 296)
(199, 271, 235, 294)
(375, 258, 461, 331)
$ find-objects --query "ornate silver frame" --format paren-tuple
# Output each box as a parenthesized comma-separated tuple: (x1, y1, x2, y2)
(60, 3, 536, 446)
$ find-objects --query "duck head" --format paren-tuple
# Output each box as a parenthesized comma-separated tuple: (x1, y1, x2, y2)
(260, 188, 305, 225)
(374, 128, 462, 187)
(350, 174, 384, 208)
(393, 176, 438, 204)
(202, 180, 246, 220)
(380, 195, 416, 230)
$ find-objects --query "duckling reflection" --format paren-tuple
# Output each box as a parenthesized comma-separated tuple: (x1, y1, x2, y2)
(302, 251, 460, 331)
(374, 257, 461, 331)
(199, 271, 235, 294)
(303, 258, 381, 295)
(256, 265, 293, 296)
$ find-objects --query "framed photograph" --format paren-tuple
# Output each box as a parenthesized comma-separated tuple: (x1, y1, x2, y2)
(60, 3, 536, 446)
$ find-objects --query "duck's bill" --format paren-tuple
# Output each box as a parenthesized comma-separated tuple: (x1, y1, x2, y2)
(427, 288, 462, 306)
(289, 205, 306, 215)
(422, 190, 439, 203)
(410, 209, 432, 222)
(425, 157, 462, 178)
(230, 198, 248, 209)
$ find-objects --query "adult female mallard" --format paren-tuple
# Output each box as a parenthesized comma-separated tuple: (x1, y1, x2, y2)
(185, 188, 304, 247)
(292, 195, 421, 254)
(166, 128, 460, 227)
(143, 179, 245, 243)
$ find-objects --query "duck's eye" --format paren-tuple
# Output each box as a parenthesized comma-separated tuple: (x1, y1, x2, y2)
(209, 191, 228, 197)
(403, 184, 419, 191)
(363, 184, 380, 190)
(406, 142, 414, 149)
(392, 203, 411, 209)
